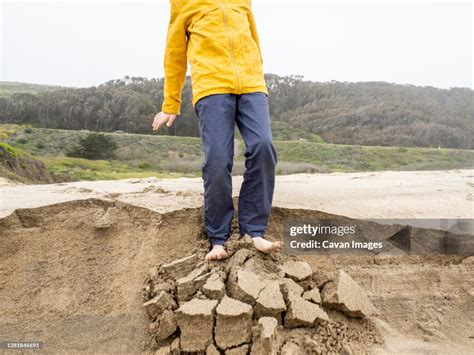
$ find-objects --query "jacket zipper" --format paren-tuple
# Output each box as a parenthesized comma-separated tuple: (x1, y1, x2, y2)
(221, 3, 242, 93)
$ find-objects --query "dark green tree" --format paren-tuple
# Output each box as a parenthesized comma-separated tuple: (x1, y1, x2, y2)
(66, 133, 118, 160)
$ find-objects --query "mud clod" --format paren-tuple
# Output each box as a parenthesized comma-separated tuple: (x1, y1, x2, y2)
(175, 298, 218, 352)
(155, 309, 177, 341)
(279, 277, 304, 300)
(143, 290, 177, 320)
(161, 253, 198, 280)
(215, 296, 253, 350)
(176, 264, 210, 302)
(203, 273, 226, 300)
(250, 317, 281, 354)
(321, 270, 379, 318)
(206, 343, 220, 355)
(225, 248, 255, 274)
(225, 344, 249, 355)
(281, 260, 313, 281)
(303, 287, 322, 304)
(285, 292, 329, 328)
(255, 280, 286, 320)
(227, 269, 266, 305)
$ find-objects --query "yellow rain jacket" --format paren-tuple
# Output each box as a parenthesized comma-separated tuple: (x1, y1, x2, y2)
(161, 0, 268, 115)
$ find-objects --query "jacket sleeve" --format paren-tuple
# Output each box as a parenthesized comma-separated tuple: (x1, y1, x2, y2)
(247, 6, 263, 65)
(161, 1, 188, 115)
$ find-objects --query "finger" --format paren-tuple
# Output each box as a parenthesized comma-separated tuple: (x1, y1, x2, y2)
(166, 116, 176, 127)
(152, 117, 159, 130)
(153, 117, 164, 130)
(155, 121, 165, 130)
(152, 113, 162, 128)
(156, 118, 168, 130)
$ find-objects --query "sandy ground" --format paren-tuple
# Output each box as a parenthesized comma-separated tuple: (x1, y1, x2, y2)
(1, 169, 473, 354)
(1, 169, 473, 220)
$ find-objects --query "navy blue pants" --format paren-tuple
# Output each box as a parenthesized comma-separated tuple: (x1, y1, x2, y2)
(194, 92, 278, 245)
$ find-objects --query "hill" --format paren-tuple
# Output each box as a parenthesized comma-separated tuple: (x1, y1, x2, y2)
(0, 76, 472, 149)
(0, 81, 65, 96)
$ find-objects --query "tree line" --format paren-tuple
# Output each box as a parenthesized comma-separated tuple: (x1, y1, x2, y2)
(0, 74, 472, 149)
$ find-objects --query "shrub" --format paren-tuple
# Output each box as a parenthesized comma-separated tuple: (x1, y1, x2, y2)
(138, 162, 151, 170)
(66, 133, 118, 160)
(0, 142, 19, 158)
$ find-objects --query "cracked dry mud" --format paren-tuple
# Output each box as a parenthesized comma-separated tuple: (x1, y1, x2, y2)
(143, 236, 382, 354)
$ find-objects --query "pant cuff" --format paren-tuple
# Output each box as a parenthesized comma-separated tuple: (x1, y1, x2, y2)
(208, 236, 228, 246)
(240, 231, 266, 238)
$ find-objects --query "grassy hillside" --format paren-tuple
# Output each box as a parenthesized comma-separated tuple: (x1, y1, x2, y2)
(1, 124, 473, 182)
(0, 142, 73, 183)
(269, 121, 324, 143)
(271, 141, 473, 173)
(0, 81, 66, 96)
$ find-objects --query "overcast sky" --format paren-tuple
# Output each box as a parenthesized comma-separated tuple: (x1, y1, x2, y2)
(1, 0, 472, 89)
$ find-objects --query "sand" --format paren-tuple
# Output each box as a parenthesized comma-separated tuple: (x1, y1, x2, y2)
(1, 169, 473, 219)
(0, 169, 473, 353)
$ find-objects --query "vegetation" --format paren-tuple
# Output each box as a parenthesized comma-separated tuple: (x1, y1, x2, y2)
(0, 142, 20, 158)
(271, 140, 474, 173)
(0, 141, 65, 184)
(269, 121, 324, 143)
(66, 132, 118, 160)
(1, 124, 473, 183)
(41, 156, 178, 181)
(0, 75, 472, 149)
(0, 124, 18, 139)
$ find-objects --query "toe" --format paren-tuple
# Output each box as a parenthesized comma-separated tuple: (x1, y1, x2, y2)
(267, 241, 282, 253)
(206, 252, 216, 261)
(206, 249, 228, 261)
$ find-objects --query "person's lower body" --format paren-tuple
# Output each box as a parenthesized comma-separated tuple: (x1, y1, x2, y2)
(194, 92, 278, 255)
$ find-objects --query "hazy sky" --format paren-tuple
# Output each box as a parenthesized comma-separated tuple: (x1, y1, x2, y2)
(1, 0, 472, 89)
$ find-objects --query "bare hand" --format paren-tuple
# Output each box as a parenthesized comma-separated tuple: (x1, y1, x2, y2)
(152, 112, 177, 131)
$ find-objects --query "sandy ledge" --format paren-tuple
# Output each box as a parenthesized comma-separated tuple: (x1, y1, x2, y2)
(1, 169, 472, 221)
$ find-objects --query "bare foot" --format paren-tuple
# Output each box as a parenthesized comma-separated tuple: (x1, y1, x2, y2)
(205, 244, 229, 261)
(251, 236, 283, 254)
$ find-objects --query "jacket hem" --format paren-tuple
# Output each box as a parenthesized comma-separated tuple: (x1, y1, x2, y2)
(192, 85, 268, 106)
